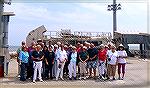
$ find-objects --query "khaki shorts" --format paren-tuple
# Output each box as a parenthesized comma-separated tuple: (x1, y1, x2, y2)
(107, 64, 116, 77)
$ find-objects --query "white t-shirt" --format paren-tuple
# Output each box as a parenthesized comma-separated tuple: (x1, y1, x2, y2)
(107, 50, 118, 65)
(117, 50, 127, 63)
(57, 49, 67, 62)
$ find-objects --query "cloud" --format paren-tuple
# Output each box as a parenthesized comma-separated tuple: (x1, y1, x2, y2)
(78, 3, 110, 16)
(3, 2, 148, 45)
(4, 3, 100, 23)
(4, 3, 56, 21)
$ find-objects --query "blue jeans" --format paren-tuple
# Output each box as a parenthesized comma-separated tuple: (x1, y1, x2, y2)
(20, 63, 28, 81)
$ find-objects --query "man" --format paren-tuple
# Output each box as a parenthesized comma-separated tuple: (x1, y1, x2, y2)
(56, 44, 67, 80)
(87, 43, 98, 79)
(32, 45, 44, 83)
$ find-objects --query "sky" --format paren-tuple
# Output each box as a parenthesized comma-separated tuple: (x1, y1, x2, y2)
(4, 1, 148, 46)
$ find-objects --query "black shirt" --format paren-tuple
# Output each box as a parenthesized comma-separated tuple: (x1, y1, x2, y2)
(79, 51, 89, 62)
(47, 51, 55, 64)
(87, 48, 98, 61)
(32, 50, 44, 61)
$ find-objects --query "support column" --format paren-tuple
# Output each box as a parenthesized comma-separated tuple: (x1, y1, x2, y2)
(2, 15, 10, 76)
(0, 2, 4, 56)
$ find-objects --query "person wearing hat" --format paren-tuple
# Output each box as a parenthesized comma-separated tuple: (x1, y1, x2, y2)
(57, 42, 61, 50)
(53, 44, 59, 78)
(56, 44, 67, 81)
(117, 44, 127, 80)
(87, 43, 98, 79)
(76, 43, 83, 74)
(107, 45, 118, 80)
(63, 45, 70, 77)
(37, 39, 44, 48)
(78, 46, 89, 80)
(98, 44, 107, 80)
(32, 45, 44, 83)
(68, 46, 78, 80)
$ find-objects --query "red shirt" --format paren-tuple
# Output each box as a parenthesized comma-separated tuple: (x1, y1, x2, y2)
(77, 47, 82, 53)
(98, 49, 107, 61)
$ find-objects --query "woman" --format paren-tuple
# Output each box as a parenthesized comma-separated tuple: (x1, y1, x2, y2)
(98, 44, 107, 80)
(53, 44, 59, 78)
(26, 42, 36, 80)
(19, 46, 29, 81)
(42, 46, 49, 80)
(32, 45, 44, 83)
(78, 46, 89, 80)
(46, 45, 55, 79)
(68, 46, 77, 80)
(107, 45, 118, 80)
(56, 44, 67, 81)
(117, 44, 127, 80)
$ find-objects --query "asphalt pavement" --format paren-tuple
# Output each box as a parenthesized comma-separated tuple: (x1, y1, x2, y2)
(0, 57, 149, 88)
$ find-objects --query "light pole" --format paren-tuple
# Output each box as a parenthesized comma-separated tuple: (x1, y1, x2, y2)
(107, 0, 121, 38)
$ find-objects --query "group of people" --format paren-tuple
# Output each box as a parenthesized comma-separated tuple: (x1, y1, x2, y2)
(17, 39, 127, 83)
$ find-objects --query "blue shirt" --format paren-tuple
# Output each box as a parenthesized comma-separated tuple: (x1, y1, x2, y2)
(19, 51, 29, 63)
(70, 52, 77, 62)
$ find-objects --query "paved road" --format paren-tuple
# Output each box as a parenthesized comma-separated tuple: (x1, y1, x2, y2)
(0, 57, 150, 88)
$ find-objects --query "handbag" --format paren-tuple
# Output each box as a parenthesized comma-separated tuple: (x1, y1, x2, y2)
(58, 64, 62, 68)
(108, 53, 114, 61)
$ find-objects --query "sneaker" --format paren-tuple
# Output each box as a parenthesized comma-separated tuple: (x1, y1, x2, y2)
(40, 79, 43, 82)
(60, 78, 64, 80)
(101, 76, 105, 80)
(33, 80, 36, 83)
(83, 77, 86, 80)
(121, 77, 124, 80)
(112, 78, 115, 80)
(69, 78, 72, 80)
(98, 76, 102, 79)
(18, 75, 21, 78)
(79, 77, 82, 80)
(93, 77, 97, 80)
(106, 77, 110, 80)
(118, 77, 121, 80)
(55, 78, 58, 81)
